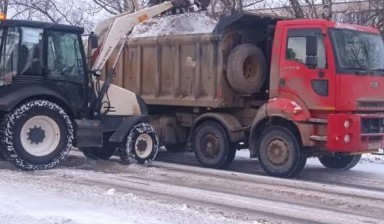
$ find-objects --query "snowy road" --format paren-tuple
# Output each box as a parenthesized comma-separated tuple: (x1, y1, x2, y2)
(0, 149, 384, 224)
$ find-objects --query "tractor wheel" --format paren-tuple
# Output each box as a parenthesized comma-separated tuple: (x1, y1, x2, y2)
(318, 154, 361, 170)
(226, 44, 266, 94)
(193, 121, 231, 169)
(257, 126, 305, 178)
(118, 122, 159, 166)
(0, 100, 73, 170)
(80, 133, 118, 160)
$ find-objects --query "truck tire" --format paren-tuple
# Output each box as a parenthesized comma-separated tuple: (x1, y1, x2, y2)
(257, 126, 305, 178)
(226, 44, 266, 94)
(193, 121, 231, 169)
(222, 144, 236, 167)
(118, 122, 159, 166)
(0, 100, 73, 170)
(318, 154, 361, 170)
(80, 133, 118, 160)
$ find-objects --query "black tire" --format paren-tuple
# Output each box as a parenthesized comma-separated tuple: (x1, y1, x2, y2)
(193, 121, 231, 169)
(118, 122, 159, 166)
(257, 126, 304, 178)
(80, 133, 118, 160)
(222, 144, 236, 168)
(0, 100, 73, 170)
(165, 143, 185, 153)
(226, 44, 266, 94)
(318, 154, 361, 170)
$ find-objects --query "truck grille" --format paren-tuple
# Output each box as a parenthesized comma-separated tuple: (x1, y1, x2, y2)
(361, 117, 384, 134)
(357, 100, 384, 110)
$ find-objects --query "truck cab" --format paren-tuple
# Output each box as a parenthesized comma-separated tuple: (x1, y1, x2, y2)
(268, 19, 384, 152)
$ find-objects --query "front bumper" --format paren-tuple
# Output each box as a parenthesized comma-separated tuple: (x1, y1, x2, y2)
(326, 113, 384, 152)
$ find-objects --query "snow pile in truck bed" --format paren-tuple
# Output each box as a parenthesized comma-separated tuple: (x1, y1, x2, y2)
(130, 12, 218, 37)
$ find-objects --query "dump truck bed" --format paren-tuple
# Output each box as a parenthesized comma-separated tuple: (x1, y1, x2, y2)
(107, 34, 239, 108)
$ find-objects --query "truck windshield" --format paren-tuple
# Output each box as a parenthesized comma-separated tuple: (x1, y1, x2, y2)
(329, 28, 384, 75)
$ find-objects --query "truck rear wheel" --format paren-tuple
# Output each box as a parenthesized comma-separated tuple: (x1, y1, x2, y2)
(257, 126, 305, 178)
(318, 154, 361, 170)
(118, 122, 159, 165)
(226, 44, 266, 94)
(193, 121, 231, 168)
(0, 100, 73, 170)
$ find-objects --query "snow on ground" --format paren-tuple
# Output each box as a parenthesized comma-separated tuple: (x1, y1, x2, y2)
(130, 12, 218, 37)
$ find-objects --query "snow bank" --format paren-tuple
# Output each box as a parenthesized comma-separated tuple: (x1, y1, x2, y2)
(131, 12, 218, 37)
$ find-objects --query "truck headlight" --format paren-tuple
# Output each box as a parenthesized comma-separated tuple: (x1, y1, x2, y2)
(344, 120, 351, 129)
(344, 134, 351, 143)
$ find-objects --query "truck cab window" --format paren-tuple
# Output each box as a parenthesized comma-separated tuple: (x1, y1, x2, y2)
(286, 36, 326, 69)
(47, 32, 84, 83)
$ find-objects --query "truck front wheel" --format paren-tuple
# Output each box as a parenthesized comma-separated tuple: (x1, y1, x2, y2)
(0, 100, 73, 170)
(318, 154, 361, 170)
(118, 122, 159, 165)
(193, 121, 233, 168)
(257, 126, 306, 178)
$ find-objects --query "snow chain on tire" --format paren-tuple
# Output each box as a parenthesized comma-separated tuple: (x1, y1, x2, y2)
(118, 122, 159, 166)
(0, 100, 73, 170)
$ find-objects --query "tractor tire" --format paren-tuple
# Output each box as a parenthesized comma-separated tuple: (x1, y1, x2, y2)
(118, 122, 159, 166)
(318, 154, 361, 170)
(80, 133, 118, 160)
(165, 143, 185, 153)
(257, 126, 305, 178)
(193, 121, 231, 169)
(0, 100, 73, 170)
(226, 44, 266, 94)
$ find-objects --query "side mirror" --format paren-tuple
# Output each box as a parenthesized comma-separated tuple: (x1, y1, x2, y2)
(306, 36, 318, 68)
(89, 32, 99, 49)
(306, 36, 318, 56)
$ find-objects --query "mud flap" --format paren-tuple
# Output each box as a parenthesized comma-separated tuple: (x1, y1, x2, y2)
(109, 115, 150, 143)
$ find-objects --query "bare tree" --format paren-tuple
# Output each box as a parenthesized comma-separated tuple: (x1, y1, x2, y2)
(209, 0, 265, 18)
(0, 0, 9, 14)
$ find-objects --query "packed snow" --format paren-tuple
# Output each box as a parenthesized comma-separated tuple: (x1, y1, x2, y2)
(0, 149, 383, 224)
(130, 12, 218, 37)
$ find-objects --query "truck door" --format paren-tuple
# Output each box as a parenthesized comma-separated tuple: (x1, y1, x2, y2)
(279, 27, 335, 111)
(46, 31, 86, 113)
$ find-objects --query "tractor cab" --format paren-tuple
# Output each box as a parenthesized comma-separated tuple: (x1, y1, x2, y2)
(0, 20, 89, 116)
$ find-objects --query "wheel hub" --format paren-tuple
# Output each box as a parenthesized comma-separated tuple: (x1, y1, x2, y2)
(201, 133, 219, 159)
(136, 139, 148, 153)
(20, 116, 61, 157)
(27, 126, 46, 144)
(134, 133, 153, 158)
(267, 139, 289, 166)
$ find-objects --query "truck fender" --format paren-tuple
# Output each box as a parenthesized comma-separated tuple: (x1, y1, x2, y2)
(189, 113, 246, 143)
(249, 97, 311, 157)
(0, 85, 74, 114)
(109, 115, 150, 143)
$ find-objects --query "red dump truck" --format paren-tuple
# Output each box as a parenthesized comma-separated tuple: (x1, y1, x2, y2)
(104, 11, 384, 177)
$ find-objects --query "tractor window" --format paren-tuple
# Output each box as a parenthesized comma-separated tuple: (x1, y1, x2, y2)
(0, 27, 19, 86)
(47, 31, 84, 83)
(19, 27, 43, 75)
(286, 36, 326, 69)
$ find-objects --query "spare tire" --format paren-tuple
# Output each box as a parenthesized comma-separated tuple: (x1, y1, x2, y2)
(226, 44, 266, 94)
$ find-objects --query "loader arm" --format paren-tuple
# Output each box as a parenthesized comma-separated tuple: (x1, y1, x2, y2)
(92, 1, 176, 71)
